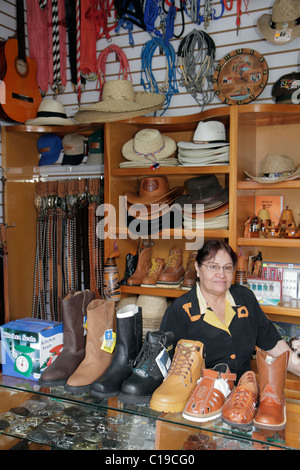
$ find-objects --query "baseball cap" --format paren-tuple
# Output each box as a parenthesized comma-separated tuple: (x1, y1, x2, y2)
(37, 133, 63, 166)
(272, 72, 300, 104)
(62, 133, 86, 165)
(87, 129, 104, 164)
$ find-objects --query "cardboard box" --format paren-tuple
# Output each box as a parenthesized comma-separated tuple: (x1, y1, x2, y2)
(1, 317, 63, 381)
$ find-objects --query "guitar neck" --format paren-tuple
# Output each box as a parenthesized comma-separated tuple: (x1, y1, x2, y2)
(17, 0, 26, 61)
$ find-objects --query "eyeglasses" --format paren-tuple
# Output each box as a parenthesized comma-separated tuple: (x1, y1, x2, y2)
(202, 263, 234, 274)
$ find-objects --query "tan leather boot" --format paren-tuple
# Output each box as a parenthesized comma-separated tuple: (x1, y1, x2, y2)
(156, 246, 185, 288)
(141, 257, 164, 287)
(127, 245, 152, 286)
(149, 339, 204, 412)
(253, 348, 289, 431)
(65, 299, 115, 393)
(182, 251, 198, 290)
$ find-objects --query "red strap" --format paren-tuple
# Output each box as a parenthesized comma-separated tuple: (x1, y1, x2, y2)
(96, 44, 132, 99)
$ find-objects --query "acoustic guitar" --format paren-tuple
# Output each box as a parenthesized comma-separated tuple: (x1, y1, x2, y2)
(0, 0, 42, 123)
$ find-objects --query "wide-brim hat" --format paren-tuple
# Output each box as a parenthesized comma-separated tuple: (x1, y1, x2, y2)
(25, 99, 75, 126)
(178, 120, 228, 151)
(124, 176, 184, 206)
(74, 80, 165, 123)
(244, 154, 300, 183)
(122, 129, 176, 162)
(176, 175, 229, 211)
(257, 0, 300, 45)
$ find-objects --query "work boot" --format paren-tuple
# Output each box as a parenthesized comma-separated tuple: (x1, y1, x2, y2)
(141, 258, 164, 287)
(156, 246, 185, 288)
(39, 290, 95, 386)
(222, 370, 258, 431)
(119, 330, 175, 405)
(182, 363, 236, 422)
(253, 348, 289, 431)
(149, 339, 204, 413)
(182, 251, 198, 290)
(127, 245, 152, 286)
(64, 299, 115, 394)
(90, 304, 143, 398)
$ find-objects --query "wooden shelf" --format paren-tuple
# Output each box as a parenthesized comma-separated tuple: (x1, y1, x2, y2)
(121, 285, 185, 298)
(237, 237, 300, 248)
(238, 180, 300, 190)
(111, 165, 230, 176)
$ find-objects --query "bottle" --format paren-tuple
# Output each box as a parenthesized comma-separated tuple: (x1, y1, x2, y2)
(103, 247, 121, 301)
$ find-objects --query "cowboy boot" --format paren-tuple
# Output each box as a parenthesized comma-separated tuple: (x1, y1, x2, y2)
(90, 304, 143, 398)
(64, 299, 115, 394)
(127, 245, 152, 286)
(253, 348, 289, 431)
(120, 252, 138, 285)
(39, 290, 95, 386)
(150, 339, 205, 413)
(156, 246, 185, 288)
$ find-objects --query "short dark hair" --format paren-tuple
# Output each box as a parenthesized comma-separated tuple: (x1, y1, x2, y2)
(196, 240, 237, 267)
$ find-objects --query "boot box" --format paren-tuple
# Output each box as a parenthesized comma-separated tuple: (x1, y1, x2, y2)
(1, 317, 63, 381)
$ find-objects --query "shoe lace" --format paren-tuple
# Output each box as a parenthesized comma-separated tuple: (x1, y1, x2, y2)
(165, 253, 178, 268)
(168, 343, 198, 386)
(134, 341, 161, 373)
(148, 259, 161, 276)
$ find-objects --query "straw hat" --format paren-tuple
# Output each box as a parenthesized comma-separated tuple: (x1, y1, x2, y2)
(124, 176, 184, 206)
(136, 295, 168, 337)
(122, 129, 176, 162)
(74, 80, 165, 123)
(25, 99, 75, 126)
(257, 0, 300, 45)
(245, 154, 300, 183)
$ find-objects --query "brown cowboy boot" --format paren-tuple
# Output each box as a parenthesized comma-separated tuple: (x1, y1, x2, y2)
(182, 251, 198, 290)
(127, 244, 152, 286)
(253, 348, 289, 431)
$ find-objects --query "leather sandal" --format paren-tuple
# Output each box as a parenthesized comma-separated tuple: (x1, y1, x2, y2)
(182, 363, 236, 422)
(222, 370, 258, 430)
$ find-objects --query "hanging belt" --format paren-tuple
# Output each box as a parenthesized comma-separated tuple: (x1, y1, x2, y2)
(56, 180, 67, 321)
(88, 179, 101, 298)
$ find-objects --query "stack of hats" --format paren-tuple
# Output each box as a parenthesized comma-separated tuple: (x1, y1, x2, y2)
(123, 176, 184, 235)
(120, 129, 178, 168)
(62, 134, 86, 165)
(37, 134, 63, 166)
(87, 129, 104, 164)
(26, 99, 75, 126)
(176, 175, 229, 230)
(177, 121, 229, 167)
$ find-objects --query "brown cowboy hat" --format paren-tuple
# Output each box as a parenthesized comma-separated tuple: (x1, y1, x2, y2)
(124, 176, 184, 206)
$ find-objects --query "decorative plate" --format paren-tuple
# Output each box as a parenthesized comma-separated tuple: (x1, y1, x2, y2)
(213, 48, 269, 105)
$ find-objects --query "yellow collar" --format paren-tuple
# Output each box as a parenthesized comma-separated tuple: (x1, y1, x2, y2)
(196, 282, 236, 334)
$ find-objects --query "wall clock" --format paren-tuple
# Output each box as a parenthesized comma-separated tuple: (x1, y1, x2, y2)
(213, 48, 269, 105)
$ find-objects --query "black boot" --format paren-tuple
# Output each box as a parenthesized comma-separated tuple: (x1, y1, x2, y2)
(90, 304, 143, 398)
(120, 252, 138, 285)
(118, 330, 174, 405)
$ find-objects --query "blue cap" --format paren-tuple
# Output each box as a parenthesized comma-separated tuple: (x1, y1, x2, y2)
(37, 134, 63, 166)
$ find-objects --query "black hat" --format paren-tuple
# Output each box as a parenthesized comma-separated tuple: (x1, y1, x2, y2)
(176, 175, 229, 212)
(272, 72, 300, 104)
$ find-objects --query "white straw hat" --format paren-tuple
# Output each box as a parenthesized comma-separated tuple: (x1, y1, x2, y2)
(122, 129, 176, 162)
(25, 99, 75, 126)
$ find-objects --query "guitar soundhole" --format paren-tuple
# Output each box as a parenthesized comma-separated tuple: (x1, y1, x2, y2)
(15, 57, 28, 77)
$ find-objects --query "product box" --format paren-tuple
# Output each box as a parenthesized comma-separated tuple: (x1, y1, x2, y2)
(0, 317, 63, 381)
(247, 278, 282, 306)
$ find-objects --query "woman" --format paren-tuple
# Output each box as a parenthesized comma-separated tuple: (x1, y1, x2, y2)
(160, 240, 300, 380)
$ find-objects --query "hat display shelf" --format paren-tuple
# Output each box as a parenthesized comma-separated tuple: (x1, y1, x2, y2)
(236, 104, 300, 341)
(103, 108, 235, 301)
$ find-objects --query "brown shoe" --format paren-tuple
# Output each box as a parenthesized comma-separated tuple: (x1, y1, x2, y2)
(127, 245, 152, 286)
(182, 251, 198, 290)
(222, 370, 258, 430)
(253, 348, 289, 431)
(156, 246, 185, 288)
(141, 257, 164, 287)
(149, 339, 204, 413)
(65, 299, 115, 393)
(182, 364, 236, 422)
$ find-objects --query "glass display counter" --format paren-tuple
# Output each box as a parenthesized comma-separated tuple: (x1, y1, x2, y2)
(0, 373, 299, 450)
